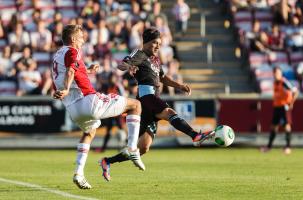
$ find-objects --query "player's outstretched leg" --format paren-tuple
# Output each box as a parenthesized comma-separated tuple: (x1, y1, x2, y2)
(156, 109, 215, 146)
(99, 158, 111, 181)
(192, 130, 216, 147)
(99, 132, 152, 181)
(123, 98, 145, 170)
(73, 130, 96, 189)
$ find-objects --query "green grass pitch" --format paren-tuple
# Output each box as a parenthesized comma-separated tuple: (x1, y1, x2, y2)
(0, 148, 302, 200)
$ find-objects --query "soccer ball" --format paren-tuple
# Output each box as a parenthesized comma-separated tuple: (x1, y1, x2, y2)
(213, 125, 235, 147)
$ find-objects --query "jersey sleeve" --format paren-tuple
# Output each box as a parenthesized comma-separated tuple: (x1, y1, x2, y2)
(283, 79, 297, 93)
(122, 49, 144, 66)
(64, 48, 79, 71)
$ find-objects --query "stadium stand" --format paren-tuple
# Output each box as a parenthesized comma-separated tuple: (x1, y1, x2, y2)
(1, 0, 302, 96)
(229, 0, 303, 94)
(0, 0, 183, 97)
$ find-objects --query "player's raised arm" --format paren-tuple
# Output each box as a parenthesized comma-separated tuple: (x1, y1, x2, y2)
(160, 75, 191, 95)
(53, 67, 75, 100)
(117, 61, 131, 71)
(86, 64, 100, 74)
(118, 62, 139, 76)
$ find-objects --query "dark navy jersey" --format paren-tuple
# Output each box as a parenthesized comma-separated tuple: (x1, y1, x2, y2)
(123, 49, 164, 88)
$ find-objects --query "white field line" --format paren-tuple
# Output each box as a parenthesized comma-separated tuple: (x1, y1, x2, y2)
(0, 177, 99, 200)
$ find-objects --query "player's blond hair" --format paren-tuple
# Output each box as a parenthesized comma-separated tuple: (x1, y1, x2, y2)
(62, 24, 83, 45)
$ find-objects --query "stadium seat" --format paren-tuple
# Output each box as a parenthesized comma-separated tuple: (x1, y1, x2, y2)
(0, 0, 15, 9)
(254, 64, 273, 80)
(32, 52, 51, 66)
(258, 79, 274, 95)
(0, 39, 7, 50)
(1, 7, 17, 25)
(254, 11, 273, 22)
(0, 80, 17, 96)
(249, 52, 268, 69)
(56, 0, 75, 9)
(233, 11, 253, 22)
(10, 52, 23, 63)
(290, 51, 303, 65)
(268, 51, 289, 64)
(235, 21, 252, 32)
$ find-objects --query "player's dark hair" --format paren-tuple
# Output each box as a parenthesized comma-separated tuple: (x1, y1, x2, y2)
(143, 27, 160, 44)
(273, 66, 281, 72)
(62, 24, 83, 45)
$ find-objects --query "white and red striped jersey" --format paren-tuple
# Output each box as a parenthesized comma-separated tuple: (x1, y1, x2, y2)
(52, 46, 96, 106)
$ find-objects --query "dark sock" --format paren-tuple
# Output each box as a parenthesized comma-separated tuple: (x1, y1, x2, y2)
(102, 132, 111, 150)
(106, 153, 129, 164)
(169, 114, 197, 139)
(286, 131, 291, 148)
(267, 130, 276, 148)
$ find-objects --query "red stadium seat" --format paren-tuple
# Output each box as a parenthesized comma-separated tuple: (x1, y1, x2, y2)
(0, 0, 16, 9)
(258, 79, 274, 95)
(0, 80, 17, 96)
(249, 52, 269, 69)
(233, 11, 253, 22)
(290, 51, 303, 65)
(254, 11, 273, 22)
(268, 51, 289, 64)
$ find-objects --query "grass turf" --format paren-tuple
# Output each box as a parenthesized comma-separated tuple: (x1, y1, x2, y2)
(0, 148, 302, 200)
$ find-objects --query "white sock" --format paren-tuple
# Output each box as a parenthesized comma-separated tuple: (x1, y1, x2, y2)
(126, 115, 141, 150)
(74, 143, 90, 176)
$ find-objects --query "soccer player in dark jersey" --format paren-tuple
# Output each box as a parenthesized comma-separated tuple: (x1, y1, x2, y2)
(261, 66, 298, 155)
(99, 27, 215, 181)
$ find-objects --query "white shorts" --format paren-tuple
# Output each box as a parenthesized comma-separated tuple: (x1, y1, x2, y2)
(66, 93, 127, 133)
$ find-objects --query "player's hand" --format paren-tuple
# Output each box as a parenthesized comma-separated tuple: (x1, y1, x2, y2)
(87, 64, 100, 74)
(289, 103, 294, 110)
(53, 89, 69, 100)
(180, 84, 191, 96)
(129, 65, 139, 76)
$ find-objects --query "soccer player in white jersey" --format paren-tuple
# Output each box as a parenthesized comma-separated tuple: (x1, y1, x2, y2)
(52, 25, 145, 189)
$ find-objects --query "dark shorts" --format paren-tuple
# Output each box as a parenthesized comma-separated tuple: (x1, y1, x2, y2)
(272, 106, 292, 126)
(138, 94, 169, 138)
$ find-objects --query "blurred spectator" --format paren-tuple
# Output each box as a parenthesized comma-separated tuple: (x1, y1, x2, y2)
(244, 20, 261, 48)
(82, 29, 95, 64)
(51, 22, 64, 51)
(48, 12, 63, 32)
(162, 59, 183, 95)
(126, 1, 144, 29)
(230, 0, 250, 13)
(90, 19, 110, 46)
(267, 24, 285, 51)
(81, 0, 94, 17)
(101, 0, 120, 17)
(16, 59, 41, 96)
(83, 1, 101, 31)
(13, 46, 34, 76)
(128, 20, 144, 51)
(109, 22, 128, 52)
(147, 1, 168, 25)
(0, 17, 5, 39)
(7, 14, 19, 33)
(139, 0, 154, 13)
(0, 45, 13, 78)
(30, 21, 52, 51)
(8, 22, 30, 52)
(154, 16, 174, 65)
(40, 68, 53, 95)
(25, 8, 41, 32)
(96, 54, 115, 91)
(172, 0, 190, 35)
